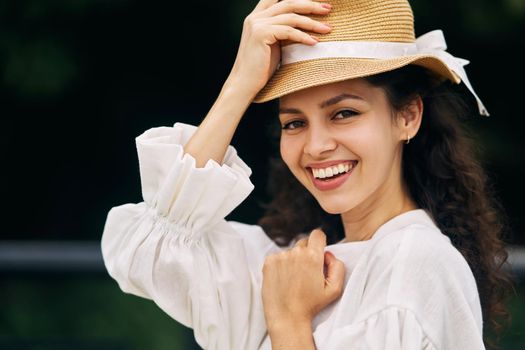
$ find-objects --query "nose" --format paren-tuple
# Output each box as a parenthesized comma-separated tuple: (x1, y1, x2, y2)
(303, 124, 337, 158)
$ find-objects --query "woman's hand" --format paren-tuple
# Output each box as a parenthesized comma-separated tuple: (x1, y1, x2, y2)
(262, 229, 345, 346)
(225, 0, 332, 100)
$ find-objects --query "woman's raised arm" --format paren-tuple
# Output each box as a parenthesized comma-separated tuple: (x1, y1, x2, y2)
(184, 0, 332, 167)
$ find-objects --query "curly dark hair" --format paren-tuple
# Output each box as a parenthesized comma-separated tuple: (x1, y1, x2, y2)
(258, 65, 516, 349)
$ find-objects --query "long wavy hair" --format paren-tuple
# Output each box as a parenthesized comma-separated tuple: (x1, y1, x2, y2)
(258, 65, 516, 349)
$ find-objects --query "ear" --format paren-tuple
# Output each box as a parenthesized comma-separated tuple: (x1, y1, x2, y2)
(396, 95, 423, 143)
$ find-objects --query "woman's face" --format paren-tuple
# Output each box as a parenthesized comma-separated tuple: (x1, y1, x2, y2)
(278, 78, 409, 215)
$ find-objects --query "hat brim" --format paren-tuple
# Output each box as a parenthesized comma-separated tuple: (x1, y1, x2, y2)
(253, 55, 461, 103)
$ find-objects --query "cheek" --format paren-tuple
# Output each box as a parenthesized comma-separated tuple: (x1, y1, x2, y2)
(340, 125, 376, 159)
(346, 124, 395, 176)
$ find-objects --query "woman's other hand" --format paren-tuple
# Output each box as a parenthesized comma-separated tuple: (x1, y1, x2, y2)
(226, 0, 332, 100)
(262, 229, 345, 335)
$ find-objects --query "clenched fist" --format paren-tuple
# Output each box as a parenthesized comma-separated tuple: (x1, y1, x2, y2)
(262, 229, 345, 334)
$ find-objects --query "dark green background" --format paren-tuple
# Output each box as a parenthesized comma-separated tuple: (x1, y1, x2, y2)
(1, 0, 524, 348)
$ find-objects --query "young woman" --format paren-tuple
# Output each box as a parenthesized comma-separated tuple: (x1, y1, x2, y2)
(101, 0, 514, 349)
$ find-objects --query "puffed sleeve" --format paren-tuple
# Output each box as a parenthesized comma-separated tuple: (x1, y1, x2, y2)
(321, 307, 436, 350)
(101, 122, 280, 350)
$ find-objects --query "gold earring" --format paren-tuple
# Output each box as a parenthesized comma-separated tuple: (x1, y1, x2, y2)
(405, 134, 411, 144)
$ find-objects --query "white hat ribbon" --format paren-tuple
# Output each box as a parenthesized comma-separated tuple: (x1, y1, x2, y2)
(281, 29, 489, 116)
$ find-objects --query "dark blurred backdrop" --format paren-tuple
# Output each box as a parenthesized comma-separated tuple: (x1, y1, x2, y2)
(1, 0, 524, 349)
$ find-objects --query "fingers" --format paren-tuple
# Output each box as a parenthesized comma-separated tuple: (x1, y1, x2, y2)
(262, 0, 332, 17)
(307, 229, 327, 254)
(264, 13, 332, 33)
(266, 25, 319, 45)
(294, 237, 308, 248)
(324, 251, 345, 301)
(245, 0, 332, 50)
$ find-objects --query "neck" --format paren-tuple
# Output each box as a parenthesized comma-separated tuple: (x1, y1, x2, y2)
(340, 168, 418, 243)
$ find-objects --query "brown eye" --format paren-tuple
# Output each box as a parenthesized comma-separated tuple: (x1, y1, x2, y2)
(282, 120, 305, 130)
(333, 109, 358, 119)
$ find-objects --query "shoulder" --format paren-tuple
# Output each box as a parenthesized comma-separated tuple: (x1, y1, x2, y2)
(358, 219, 483, 346)
(390, 223, 469, 273)
(369, 216, 473, 282)
(370, 220, 479, 298)
(374, 221, 483, 336)
(358, 211, 482, 309)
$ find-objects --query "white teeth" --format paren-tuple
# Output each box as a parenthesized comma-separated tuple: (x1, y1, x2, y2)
(311, 162, 356, 179)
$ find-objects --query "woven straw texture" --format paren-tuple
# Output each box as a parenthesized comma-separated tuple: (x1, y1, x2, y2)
(254, 0, 459, 103)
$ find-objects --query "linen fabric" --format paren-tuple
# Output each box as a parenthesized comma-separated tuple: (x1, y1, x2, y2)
(101, 122, 485, 350)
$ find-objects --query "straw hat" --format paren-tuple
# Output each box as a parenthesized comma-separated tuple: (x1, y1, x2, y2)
(253, 0, 488, 116)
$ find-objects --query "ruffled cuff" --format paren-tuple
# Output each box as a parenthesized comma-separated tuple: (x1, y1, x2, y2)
(134, 122, 254, 238)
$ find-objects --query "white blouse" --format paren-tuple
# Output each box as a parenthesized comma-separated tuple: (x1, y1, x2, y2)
(101, 122, 485, 350)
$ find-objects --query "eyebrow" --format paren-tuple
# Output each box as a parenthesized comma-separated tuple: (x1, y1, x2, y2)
(279, 107, 303, 115)
(279, 93, 365, 115)
(320, 93, 365, 108)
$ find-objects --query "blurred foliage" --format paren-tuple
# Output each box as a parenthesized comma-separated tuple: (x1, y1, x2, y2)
(502, 282, 525, 348)
(2, 39, 76, 96)
(20, 0, 98, 18)
(0, 276, 524, 349)
(1, 0, 524, 96)
(0, 276, 199, 350)
(410, 0, 525, 31)
(0, 0, 128, 97)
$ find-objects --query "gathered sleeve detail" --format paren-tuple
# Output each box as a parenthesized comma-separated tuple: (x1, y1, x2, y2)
(321, 306, 436, 350)
(101, 123, 277, 350)
(135, 123, 254, 237)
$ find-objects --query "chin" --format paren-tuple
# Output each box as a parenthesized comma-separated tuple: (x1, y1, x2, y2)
(315, 197, 355, 215)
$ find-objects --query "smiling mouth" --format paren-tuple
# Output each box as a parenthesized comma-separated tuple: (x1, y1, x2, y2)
(309, 161, 358, 181)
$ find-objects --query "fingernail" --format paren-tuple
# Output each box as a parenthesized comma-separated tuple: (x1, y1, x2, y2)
(325, 251, 335, 259)
(321, 3, 332, 9)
